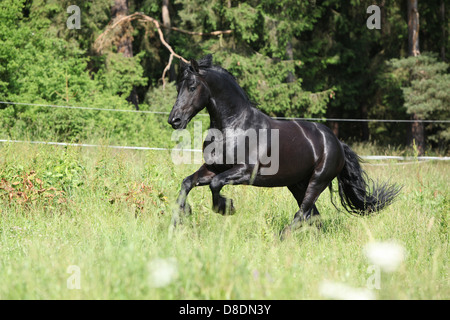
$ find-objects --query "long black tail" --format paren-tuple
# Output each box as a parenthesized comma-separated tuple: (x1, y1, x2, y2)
(335, 143, 402, 215)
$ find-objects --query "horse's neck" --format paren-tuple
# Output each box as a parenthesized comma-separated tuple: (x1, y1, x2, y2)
(206, 97, 254, 130)
(205, 71, 257, 130)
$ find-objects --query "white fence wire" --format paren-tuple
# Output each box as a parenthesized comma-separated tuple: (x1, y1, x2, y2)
(1, 101, 449, 162)
(1, 139, 449, 162)
(1, 100, 449, 123)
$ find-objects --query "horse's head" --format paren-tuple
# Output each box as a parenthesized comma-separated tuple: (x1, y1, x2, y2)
(168, 55, 213, 130)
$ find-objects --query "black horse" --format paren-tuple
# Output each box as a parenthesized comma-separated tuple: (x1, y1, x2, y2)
(168, 54, 400, 238)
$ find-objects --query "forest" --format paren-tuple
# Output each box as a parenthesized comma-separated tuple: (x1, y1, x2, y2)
(0, 0, 449, 154)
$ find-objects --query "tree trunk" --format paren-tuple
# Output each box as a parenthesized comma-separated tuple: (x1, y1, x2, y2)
(162, 0, 175, 81)
(411, 113, 425, 154)
(285, 41, 295, 83)
(407, 0, 420, 57)
(441, 0, 446, 62)
(380, 0, 389, 36)
(407, 0, 425, 155)
(361, 104, 369, 141)
(326, 106, 339, 137)
(330, 121, 339, 138)
(162, 0, 171, 36)
(111, 0, 140, 110)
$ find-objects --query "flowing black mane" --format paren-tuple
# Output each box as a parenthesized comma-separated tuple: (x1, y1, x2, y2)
(179, 54, 255, 107)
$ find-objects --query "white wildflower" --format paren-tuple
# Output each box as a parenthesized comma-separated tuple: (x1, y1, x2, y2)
(319, 280, 376, 300)
(148, 257, 178, 288)
(364, 241, 406, 273)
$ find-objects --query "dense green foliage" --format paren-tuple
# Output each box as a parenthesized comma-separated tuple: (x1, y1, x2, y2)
(0, 0, 449, 152)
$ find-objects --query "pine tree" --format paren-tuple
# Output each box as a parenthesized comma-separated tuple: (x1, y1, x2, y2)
(388, 53, 450, 152)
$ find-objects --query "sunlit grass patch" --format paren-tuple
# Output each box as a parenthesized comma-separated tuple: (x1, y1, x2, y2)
(0, 143, 448, 299)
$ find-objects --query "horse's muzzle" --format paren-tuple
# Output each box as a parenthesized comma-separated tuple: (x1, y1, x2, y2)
(168, 117, 187, 130)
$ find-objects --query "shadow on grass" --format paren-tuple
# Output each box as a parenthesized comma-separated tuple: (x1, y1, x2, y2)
(268, 212, 353, 241)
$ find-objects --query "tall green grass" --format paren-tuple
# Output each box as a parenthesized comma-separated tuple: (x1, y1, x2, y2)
(0, 142, 448, 299)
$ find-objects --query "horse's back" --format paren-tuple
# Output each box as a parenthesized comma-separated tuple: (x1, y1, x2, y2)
(252, 119, 344, 187)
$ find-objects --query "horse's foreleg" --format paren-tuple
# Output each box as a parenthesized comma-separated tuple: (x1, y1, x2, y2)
(174, 164, 217, 224)
(209, 165, 252, 215)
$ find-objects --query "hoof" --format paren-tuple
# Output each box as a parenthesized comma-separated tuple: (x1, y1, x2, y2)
(279, 227, 292, 241)
(181, 203, 192, 216)
(171, 203, 192, 227)
(213, 197, 235, 215)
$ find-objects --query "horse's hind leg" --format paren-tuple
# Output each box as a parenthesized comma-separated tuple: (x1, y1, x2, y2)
(289, 182, 321, 221)
(281, 178, 328, 239)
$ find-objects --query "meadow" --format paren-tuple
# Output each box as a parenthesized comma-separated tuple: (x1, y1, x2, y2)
(0, 141, 448, 299)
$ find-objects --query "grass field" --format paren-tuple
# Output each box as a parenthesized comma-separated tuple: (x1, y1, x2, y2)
(0, 141, 448, 299)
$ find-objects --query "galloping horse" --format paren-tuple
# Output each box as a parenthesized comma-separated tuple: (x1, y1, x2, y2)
(168, 54, 400, 238)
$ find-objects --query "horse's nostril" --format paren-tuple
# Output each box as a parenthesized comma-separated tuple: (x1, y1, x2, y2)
(170, 118, 182, 128)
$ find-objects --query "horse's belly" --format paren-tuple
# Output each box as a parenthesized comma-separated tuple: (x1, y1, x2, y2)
(251, 124, 319, 187)
(252, 151, 316, 187)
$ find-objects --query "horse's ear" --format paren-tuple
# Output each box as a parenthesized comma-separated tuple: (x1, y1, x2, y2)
(198, 54, 213, 68)
(180, 59, 189, 71)
(190, 59, 200, 73)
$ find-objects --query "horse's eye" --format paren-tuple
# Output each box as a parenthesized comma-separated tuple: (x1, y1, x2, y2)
(189, 86, 196, 92)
